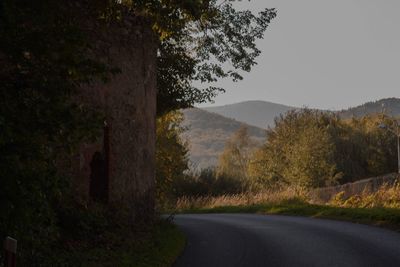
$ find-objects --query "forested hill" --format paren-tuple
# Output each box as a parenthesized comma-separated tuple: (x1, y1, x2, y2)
(201, 98, 400, 129)
(203, 100, 296, 129)
(338, 98, 400, 118)
(182, 108, 266, 169)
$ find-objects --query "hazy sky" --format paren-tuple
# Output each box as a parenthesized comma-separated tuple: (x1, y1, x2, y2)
(200, 0, 400, 110)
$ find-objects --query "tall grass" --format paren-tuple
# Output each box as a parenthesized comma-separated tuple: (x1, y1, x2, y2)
(329, 182, 400, 209)
(174, 182, 400, 211)
(175, 187, 309, 210)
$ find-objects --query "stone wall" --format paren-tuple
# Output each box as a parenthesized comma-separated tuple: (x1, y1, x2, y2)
(71, 13, 157, 220)
(311, 173, 399, 203)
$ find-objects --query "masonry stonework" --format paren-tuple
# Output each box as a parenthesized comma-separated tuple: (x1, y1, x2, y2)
(71, 14, 157, 220)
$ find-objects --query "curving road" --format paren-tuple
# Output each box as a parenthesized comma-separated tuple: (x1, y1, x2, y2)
(173, 214, 400, 267)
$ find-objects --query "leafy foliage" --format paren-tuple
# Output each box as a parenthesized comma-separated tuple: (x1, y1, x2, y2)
(173, 168, 244, 198)
(156, 111, 189, 204)
(0, 0, 110, 263)
(249, 110, 339, 188)
(217, 126, 258, 189)
(168, 127, 260, 199)
(249, 109, 398, 188)
(142, 0, 277, 114)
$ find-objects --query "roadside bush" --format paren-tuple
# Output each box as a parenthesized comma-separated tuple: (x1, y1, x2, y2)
(329, 182, 400, 209)
(0, 1, 106, 264)
(0, 165, 63, 266)
(172, 168, 246, 198)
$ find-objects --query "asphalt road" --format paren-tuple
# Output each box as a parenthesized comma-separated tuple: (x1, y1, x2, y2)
(173, 214, 400, 267)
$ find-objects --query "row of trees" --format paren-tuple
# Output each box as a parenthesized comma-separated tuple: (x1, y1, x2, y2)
(156, 109, 399, 202)
(226, 110, 397, 190)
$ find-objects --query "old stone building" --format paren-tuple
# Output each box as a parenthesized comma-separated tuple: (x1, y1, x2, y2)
(69, 13, 157, 220)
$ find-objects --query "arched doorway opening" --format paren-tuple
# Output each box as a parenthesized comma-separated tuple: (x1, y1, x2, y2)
(89, 124, 110, 202)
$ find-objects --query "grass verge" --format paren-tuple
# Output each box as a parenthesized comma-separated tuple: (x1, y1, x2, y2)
(178, 201, 400, 231)
(52, 201, 186, 267)
(112, 220, 186, 267)
(58, 219, 185, 267)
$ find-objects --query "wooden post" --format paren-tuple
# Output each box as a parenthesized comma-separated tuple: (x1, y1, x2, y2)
(4, 237, 17, 267)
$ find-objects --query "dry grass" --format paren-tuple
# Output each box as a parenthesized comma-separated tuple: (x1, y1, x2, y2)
(175, 182, 400, 211)
(173, 182, 400, 231)
(175, 187, 310, 210)
(329, 182, 400, 209)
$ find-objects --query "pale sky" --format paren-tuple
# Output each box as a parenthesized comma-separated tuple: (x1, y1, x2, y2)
(200, 0, 400, 110)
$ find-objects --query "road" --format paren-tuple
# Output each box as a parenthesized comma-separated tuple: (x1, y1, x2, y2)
(173, 214, 400, 267)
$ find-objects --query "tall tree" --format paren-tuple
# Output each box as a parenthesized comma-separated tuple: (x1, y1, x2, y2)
(249, 110, 341, 188)
(218, 126, 257, 189)
(134, 0, 277, 114)
(283, 125, 338, 187)
(156, 111, 189, 203)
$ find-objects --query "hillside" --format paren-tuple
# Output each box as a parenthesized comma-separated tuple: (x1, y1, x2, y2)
(182, 108, 266, 169)
(338, 98, 400, 118)
(203, 100, 296, 129)
(202, 98, 400, 128)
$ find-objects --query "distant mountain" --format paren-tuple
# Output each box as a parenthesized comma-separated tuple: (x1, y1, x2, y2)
(338, 98, 400, 118)
(202, 98, 400, 129)
(203, 100, 296, 129)
(182, 108, 266, 169)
